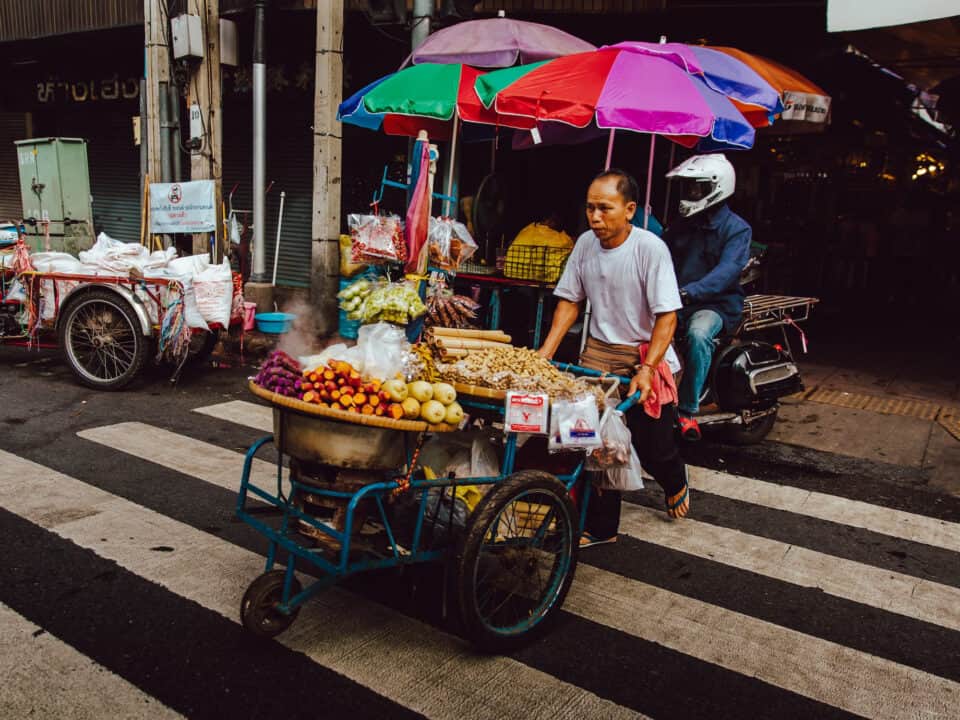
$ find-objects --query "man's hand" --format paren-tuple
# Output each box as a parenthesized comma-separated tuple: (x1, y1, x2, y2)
(628, 366, 653, 403)
(537, 347, 554, 360)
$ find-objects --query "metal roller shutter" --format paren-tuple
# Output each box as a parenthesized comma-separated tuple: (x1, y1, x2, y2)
(223, 101, 313, 288)
(82, 116, 142, 242)
(0, 112, 26, 222)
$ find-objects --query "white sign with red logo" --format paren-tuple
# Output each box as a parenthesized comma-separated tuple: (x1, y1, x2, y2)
(505, 391, 550, 435)
(149, 180, 217, 234)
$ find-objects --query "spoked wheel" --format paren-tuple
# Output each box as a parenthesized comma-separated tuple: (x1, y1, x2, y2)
(725, 407, 778, 445)
(455, 470, 578, 652)
(58, 289, 147, 390)
(240, 570, 303, 638)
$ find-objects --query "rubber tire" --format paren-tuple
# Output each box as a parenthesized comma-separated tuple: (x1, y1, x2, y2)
(58, 289, 148, 391)
(240, 570, 303, 638)
(724, 408, 778, 445)
(455, 470, 578, 653)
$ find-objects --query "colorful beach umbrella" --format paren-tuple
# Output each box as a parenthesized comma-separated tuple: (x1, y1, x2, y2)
(410, 17, 595, 68)
(475, 48, 757, 150)
(711, 46, 831, 126)
(338, 63, 532, 140)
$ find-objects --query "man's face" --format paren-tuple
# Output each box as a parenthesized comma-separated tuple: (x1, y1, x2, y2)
(585, 177, 636, 243)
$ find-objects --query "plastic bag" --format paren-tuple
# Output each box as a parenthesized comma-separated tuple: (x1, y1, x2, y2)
(193, 258, 233, 327)
(427, 217, 478, 270)
(471, 435, 501, 477)
(585, 406, 632, 470)
(597, 444, 644, 492)
(348, 213, 406, 264)
(554, 393, 602, 451)
(357, 322, 409, 381)
(339, 233, 367, 277)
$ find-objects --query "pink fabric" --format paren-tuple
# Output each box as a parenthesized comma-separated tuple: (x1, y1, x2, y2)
(638, 342, 678, 419)
(404, 141, 431, 274)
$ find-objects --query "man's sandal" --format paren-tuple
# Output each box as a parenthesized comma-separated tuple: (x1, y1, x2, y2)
(579, 532, 618, 548)
(665, 485, 691, 519)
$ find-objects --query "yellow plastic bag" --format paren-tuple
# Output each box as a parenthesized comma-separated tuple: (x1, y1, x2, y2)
(504, 222, 573, 283)
(339, 233, 368, 278)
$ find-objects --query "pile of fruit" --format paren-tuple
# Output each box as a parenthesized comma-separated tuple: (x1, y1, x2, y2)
(253, 350, 462, 427)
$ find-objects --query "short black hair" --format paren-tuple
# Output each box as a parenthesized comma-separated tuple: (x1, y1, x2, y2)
(592, 169, 639, 205)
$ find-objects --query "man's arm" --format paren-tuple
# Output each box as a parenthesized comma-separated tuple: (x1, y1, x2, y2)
(628, 310, 677, 401)
(537, 299, 580, 359)
(682, 226, 751, 300)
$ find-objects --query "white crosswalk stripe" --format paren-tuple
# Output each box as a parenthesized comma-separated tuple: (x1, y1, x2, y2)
(3, 396, 960, 720)
(0, 603, 184, 719)
(72, 421, 960, 719)
(196, 400, 960, 554)
(0, 449, 644, 720)
(618, 502, 960, 631)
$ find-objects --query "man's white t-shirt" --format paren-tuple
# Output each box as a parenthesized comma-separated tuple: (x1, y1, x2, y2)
(554, 226, 683, 372)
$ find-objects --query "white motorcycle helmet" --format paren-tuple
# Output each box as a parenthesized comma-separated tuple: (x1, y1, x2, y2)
(666, 153, 736, 218)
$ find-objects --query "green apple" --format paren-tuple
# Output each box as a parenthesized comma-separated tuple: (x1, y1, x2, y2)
(420, 399, 446, 425)
(401, 397, 421, 420)
(382, 378, 408, 403)
(432, 382, 457, 406)
(408, 380, 434, 403)
(444, 401, 464, 426)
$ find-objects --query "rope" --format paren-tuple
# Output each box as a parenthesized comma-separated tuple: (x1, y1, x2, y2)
(157, 280, 192, 364)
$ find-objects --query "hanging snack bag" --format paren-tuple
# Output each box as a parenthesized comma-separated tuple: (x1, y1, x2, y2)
(553, 393, 602, 451)
(427, 217, 478, 270)
(585, 406, 632, 470)
(349, 213, 407, 265)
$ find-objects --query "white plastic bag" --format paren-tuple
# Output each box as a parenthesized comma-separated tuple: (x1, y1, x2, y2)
(554, 393, 602, 451)
(598, 445, 644, 492)
(357, 322, 409, 381)
(167, 253, 210, 277)
(585, 406, 632, 470)
(471, 435, 501, 477)
(427, 216, 478, 270)
(193, 258, 233, 327)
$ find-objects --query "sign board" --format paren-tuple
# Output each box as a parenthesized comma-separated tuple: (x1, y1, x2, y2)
(780, 91, 832, 123)
(149, 180, 216, 234)
(505, 392, 549, 435)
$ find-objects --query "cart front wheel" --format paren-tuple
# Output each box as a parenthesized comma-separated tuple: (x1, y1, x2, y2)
(240, 570, 302, 638)
(455, 470, 578, 652)
(59, 289, 148, 390)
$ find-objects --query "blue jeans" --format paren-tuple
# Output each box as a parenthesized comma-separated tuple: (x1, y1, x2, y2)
(678, 309, 724, 417)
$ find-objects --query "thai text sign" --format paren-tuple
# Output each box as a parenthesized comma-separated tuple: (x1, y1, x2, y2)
(149, 181, 216, 233)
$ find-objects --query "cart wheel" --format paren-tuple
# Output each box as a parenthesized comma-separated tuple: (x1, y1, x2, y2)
(58, 289, 148, 391)
(454, 470, 578, 652)
(240, 570, 303, 638)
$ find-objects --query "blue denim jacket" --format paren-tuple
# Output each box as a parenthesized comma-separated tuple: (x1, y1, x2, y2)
(663, 204, 752, 333)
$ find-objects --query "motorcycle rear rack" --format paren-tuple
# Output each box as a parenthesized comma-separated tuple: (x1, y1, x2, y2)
(739, 295, 819, 333)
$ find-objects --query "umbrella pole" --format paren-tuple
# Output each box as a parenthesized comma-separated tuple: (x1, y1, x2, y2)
(584, 129, 619, 352)
(604, 128, 616, 170)
(643, 134, 655, 230)
(443, 113, 460, 217)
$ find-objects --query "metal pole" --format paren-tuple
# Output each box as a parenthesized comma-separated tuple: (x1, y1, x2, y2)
(412, 0, 431, 50)
(168, 84, 182, 181)
(252, 0, 267, 281)
(643, 134, 655, 230)
(604, 128, 616, 170)
(158, 81, 171, 183)
(443, 114, 459, 216)
(272, 191, 285, 286)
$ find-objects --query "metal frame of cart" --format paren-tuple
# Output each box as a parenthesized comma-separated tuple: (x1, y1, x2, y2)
(236, 364, 638, 651)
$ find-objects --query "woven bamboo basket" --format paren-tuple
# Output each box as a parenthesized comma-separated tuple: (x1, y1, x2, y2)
(249, 381, 455, 470)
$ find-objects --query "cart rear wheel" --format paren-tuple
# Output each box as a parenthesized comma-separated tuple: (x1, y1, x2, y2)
(59, 289, 147, 390)
(240, 570, 302, 638)
(455, 470, 578, 652)
(725, 407, 778, 445)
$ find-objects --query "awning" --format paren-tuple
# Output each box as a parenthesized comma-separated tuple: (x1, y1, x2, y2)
(827, 0, 959, 32)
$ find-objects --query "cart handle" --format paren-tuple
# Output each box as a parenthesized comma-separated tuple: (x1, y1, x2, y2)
(549, 361, 642, 413)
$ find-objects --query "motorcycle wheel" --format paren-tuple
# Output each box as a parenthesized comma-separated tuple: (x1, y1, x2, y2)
(724, 408, 778, 446)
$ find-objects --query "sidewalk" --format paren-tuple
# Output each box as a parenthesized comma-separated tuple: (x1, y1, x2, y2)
(771, 346, 960, 497)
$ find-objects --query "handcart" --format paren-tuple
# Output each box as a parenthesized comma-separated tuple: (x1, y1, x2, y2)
(237, 365, 638, 651)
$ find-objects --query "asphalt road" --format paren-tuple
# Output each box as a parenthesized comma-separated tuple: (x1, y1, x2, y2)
(1, 346, 958, 720)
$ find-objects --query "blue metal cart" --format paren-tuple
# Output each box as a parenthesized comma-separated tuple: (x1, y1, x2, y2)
(238, 365, 638, 651)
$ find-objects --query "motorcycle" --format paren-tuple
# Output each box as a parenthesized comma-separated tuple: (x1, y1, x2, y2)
(677, 257, 818, 445)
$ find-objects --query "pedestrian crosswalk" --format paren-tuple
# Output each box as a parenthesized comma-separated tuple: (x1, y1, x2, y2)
(2, 398, 959, 719)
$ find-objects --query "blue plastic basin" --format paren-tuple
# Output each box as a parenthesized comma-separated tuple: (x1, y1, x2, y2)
(255, 312, 296, 334)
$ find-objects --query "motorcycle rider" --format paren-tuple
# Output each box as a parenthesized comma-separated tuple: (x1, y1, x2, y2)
(663, 154, 752, 441)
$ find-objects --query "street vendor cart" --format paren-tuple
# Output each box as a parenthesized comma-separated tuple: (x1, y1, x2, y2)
(238, 362, 637, 651)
